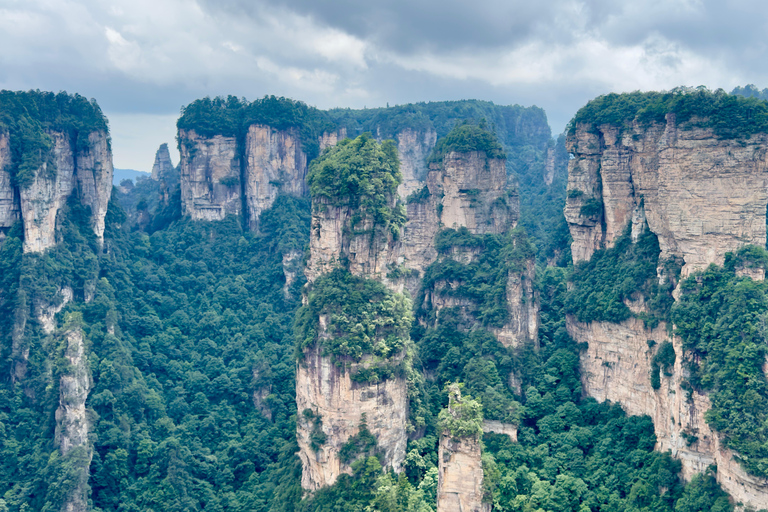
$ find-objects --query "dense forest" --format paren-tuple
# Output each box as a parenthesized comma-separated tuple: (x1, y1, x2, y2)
(2, 88, 767, 512)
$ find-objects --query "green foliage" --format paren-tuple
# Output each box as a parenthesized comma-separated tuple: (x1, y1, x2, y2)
(650, 341, 675, 390)
(0, 90, 108, 189)
(307, 133, 405, 233)
(177, 95, 335, 160)
(569, 86, 768, 139)
(294, 268, 412, 378)
(579, 198, 603, 218)
(422, 228, 534, 328)
(437, 384, 484, 439)
(339, 415, 378, 464)
(566, 228, 677, 326)
(428, 122, 506, 163)
(673, 246, 768, 477)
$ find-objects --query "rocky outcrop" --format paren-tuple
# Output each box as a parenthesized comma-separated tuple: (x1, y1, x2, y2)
(430, 151, 515, 235)
(244, 125, 309, 230)
(490, 260, 539, 348)
(37, 286, 73, 334)
(281, 249, 303, 299)
(319, 128, 347, 153)
(565, 117, 768, 276)
(396, 128, 437, 200)
(305, 198, 402, 287)
(437, 387, 489, 512)
(570, 316, 768, 509)
(76, 131, 113, 246)
(54, 325, 93, 512)
(0, 132, 20, 237)
(482, 420, 517, 442)
(151, 143, 175, 181)
(19, 130, 113, 253)
(178, 129, 241, 221)
(296, 344, 408, 491)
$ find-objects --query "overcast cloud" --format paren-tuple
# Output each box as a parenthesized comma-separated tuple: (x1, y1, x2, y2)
(0, 0, 764, 170)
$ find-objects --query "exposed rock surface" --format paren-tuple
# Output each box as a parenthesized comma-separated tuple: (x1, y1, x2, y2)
(305, 198, 402, 287)
(281, 249, 303, 299)
(437, 434, 489, 512)
(150, 143, 175, 181)
(18, 130, 113, 253)
(490, 260, 539, 348)
(319, 128, 347, 153)
(0, 132, 20, 235)
(37, 286, 73, 334)
(482, 420, 518, 442)
(430, 151, 514, 235)
(55, 325, 93, 512)
(244, 125, 308, 230)
(569, 316, 768, 509)
(178, 129, 241, 221)
(296, 344, 407, 491)
(396, 128, 437, 200)
(565, 117, 768, 276)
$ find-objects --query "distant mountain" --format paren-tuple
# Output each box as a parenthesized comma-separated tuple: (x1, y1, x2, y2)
(113, 168, 150, 186)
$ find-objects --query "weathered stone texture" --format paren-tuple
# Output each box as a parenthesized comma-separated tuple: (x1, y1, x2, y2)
(296, 344, 407, 491)
(55, 326, 93, 512)
(0, 132, 20, 233)
(437, 434, 489, 512)
(179, 129, 240, 221)
(244, 125, 308, 230)
(396, 128, 437, 200)
(569, 316, 768, 509)
(151, 142, 175, 181)
(566, 117, 768, 276)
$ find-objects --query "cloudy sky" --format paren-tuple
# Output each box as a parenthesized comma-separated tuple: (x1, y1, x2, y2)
(0, 0, 763, 170)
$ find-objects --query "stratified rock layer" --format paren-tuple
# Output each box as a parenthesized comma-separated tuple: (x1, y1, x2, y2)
(151, 143, 175, 181)
(396, 128, 437, 200)
(437, 434, 489, 512)
(55, 326, 93, 512)
(0, 132, 20, 235)
(569, 316, 768, 509)
(18, 130, 113, 253)
(296, 345, 407, 491)
(565, 117, 768, 276)
(244, 125, 308, 230)
(178, 129, 241, 221)
(430, 151, 514, 235)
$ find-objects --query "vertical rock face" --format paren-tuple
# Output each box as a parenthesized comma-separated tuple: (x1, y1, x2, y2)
(55, 326, 93, 512)
(490, 259, 539, 348)
(0, 132, 20, 236)
(178, 129, 241, 221)
(437, 435, 489, 512)
(565, 118, 768, 276)
(244, 125, 309, 230)
(569, 316, 768, 509)
(305, 198, 402, 286)
(76, 131, 113, 246)
(20, 132, 75, 253)
(296, 344, 408, 491)
(150, 143, 175, 181)
(396, 128, 437, 200)
(319, 128, 347, 153)
(430, 151, 514, 235)
(15, 129, 113, 253)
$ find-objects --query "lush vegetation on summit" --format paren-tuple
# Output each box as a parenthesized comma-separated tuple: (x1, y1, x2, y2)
(0, 90, 108, 189)
(307, 133, 406, 235)
(569, 86, 768, 139)
(428, 122, 506, 163)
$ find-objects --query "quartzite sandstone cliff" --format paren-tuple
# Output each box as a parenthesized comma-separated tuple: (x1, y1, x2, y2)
(565, 116, 768, 276)
(6, 129, 113, 253)
(565, 117, 768, 509)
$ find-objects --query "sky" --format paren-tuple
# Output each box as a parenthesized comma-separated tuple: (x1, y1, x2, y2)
(1, 0, 765, 171)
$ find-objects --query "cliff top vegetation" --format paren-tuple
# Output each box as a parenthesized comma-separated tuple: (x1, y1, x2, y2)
(428, 122, 506, 163)
(177, 95, 335, 159)
(307, 133, 405, 235)
(0, 90, 109, 189)
(568, 86, 768, 139)
(437, 384, 484, 439)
